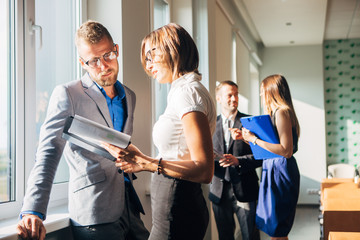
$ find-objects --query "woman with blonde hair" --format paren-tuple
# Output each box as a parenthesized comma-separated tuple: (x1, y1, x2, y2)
(242, 74, 300, 240)
(103, 23, 216, 239)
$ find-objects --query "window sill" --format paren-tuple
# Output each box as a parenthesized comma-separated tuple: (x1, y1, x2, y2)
(0, 205, 70, 240)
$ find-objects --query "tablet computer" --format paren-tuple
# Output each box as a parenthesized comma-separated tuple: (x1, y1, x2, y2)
(62, 115, 131, 161)
(240, 115, 282, 159)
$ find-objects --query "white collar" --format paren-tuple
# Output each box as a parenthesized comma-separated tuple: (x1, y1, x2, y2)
(221, 113, 236, 124)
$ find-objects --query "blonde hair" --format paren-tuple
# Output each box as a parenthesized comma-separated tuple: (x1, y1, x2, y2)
(261, 74, 300, 137)
(140, 23, 199, 78)
(75, 20, 113, 47)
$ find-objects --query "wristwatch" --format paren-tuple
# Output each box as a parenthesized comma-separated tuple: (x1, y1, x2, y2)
(252, 137, 258, 145)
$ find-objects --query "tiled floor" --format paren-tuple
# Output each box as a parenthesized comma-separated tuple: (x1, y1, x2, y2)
(259, 205, 321, 240)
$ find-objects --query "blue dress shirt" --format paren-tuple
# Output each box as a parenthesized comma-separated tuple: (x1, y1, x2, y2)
(97, 80, 128, 133)
(95, 81, 129, 183)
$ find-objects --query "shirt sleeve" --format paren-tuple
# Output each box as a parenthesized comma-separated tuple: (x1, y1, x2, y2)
(172, 86, 208, 119)
(20, 211, 45, 220)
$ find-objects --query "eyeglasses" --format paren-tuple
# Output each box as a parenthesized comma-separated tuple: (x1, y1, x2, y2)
(82, 46, 118, 68)
(145, 48, 157, 64)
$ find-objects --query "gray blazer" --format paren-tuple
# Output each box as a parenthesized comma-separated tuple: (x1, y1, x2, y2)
(21, 73, 136, 225)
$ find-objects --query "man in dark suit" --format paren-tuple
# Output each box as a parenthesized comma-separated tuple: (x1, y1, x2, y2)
(209, 81, 262, 240)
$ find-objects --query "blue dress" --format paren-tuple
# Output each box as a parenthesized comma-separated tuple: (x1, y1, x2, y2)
(255, 112, 300, 237)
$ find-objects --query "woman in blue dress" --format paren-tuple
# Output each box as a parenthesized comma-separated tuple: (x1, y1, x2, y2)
(242, 74, 300, 240)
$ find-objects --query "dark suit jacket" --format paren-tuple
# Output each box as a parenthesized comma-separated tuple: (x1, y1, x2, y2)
(209, 111, 263, 203)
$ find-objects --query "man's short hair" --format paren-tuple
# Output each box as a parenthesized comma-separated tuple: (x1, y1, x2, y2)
(215, 81, 238, 95)
(75, 20, 114, 47)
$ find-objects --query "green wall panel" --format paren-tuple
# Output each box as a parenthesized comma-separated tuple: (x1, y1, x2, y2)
(324, 39, 360, 167)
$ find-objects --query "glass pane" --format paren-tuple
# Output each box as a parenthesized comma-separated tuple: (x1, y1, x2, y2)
(153, 0, 170, 121)
(0, 0, 11, 203)
(35, 0, 78, 183)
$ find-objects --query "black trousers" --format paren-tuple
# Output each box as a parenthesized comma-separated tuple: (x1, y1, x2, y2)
(149, 174, 209, 240)
(212, 181, 260, 240)
(71, 184, 149, 240)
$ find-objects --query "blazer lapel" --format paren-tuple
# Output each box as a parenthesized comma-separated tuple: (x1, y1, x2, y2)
(123, 86, 134, 134)
(214, 116, 225, 154)
(81, 73, 113, 128)
(213, 115, 226, 180)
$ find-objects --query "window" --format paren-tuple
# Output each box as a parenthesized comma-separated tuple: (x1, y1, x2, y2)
(0, 0, 14, 204)
(152, 0, 171, 123)
(193, 0, 210, 89)
(33, 0, 80, 183)
(151, 0, 171, 157)
(0, 0, 81, 219)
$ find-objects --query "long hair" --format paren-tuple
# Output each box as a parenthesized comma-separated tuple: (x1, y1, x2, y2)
(261, 74, 300, 137)
(140, 23, 199, 78)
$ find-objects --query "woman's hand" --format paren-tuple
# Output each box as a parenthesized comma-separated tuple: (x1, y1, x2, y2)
(101, 143, 153, 173)
(115, 159, 144, 173)
(241, 127, 257, 143)
(241, 109, 294, 158)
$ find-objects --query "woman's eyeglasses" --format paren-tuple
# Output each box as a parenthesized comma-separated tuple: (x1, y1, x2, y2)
(145, 48, 157, 64)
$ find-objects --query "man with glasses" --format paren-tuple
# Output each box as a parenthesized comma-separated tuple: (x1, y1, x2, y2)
(16, 20, 149, 240)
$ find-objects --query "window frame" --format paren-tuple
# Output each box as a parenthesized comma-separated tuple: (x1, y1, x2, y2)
(0, 0, 26, 220)
(150, 0, 171, 158)
(0, 0, 83, 220)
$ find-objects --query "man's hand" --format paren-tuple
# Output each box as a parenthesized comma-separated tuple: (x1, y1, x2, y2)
(229, 128, 243, 140)
(16, 214, 46, 240)
(219, 154, 240, 168)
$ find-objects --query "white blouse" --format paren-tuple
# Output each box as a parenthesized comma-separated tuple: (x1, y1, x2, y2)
(152, 72, 216, 161)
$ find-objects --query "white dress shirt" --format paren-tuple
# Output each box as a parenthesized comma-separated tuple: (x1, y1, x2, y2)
(152, 72, 216, 161)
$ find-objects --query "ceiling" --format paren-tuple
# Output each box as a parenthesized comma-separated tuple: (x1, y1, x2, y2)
(234, 0, 360, 47)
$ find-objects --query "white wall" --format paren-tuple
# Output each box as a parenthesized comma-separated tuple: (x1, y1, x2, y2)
(215, 4, 233, 83)
(121, 0, 153, 229)
(171, 0, 193, 35)
(214, 0, 261, 116)
(87, 0, 153, 230)
(236, 34, 251, 114)
(87, 0, 122, 50)
(207, 0, 217, 99)
(260, 45, 327, 204)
